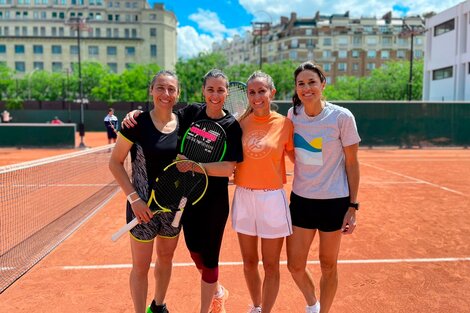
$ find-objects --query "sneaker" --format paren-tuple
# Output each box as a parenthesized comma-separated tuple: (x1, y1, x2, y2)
(247, 305, 262, 313)
(305, 301, 320, 313)
(209, 285, 229, 313)
(147, 301, 169, 313)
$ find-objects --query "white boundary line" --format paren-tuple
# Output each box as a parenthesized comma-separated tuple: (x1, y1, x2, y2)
(362, 162, 467, 197)
(58, 257, 470, 270)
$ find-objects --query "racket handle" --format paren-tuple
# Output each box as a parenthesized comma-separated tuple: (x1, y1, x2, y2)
(111, 218, 139, 242)
(171, 211, 183, 228)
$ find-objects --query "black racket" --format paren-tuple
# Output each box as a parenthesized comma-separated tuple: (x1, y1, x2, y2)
(225, 81, 249, 119)
(111, 159, 208, 241)
(180, 119, 227, 163)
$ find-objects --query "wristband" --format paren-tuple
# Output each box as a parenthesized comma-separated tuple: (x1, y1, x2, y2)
(129, 197, 141, 204)
(126, 191, 138, 202)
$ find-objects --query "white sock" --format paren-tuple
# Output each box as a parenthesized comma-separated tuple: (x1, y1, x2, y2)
(306, 301, 320, 313)
(214, 285, 224, 298)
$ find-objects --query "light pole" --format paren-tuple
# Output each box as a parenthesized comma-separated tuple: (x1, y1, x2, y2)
(66, 17, 90, 148)
(252, 22, 271, 69)
(400, 23, 426, 101)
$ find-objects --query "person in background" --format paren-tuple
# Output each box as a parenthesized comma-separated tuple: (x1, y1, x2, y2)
(232, 71, 294, 313)
(122, 69, 243, 313)
(1, 110, 12, 123)
(104, 107, 119, 144)
(109, 70, 182, 313)
(50, 116, 63, 124)
(286, 61, 361, 313)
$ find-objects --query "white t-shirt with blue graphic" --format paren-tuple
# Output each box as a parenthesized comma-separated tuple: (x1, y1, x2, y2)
(287, 102, 361, 199)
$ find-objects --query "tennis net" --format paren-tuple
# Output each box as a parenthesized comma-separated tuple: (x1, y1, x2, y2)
(0, 145, 124, 293)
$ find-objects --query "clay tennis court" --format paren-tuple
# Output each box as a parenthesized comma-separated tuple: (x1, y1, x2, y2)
(1, 132, 470, 312)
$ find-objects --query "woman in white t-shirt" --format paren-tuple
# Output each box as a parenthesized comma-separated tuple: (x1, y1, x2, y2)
(286, 61, 361, 313)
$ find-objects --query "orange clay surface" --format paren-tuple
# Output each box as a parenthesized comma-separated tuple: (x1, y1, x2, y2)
(1, 133, 470, 312)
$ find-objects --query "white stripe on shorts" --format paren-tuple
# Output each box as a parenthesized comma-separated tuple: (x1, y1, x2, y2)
(231, 186, 292, 238)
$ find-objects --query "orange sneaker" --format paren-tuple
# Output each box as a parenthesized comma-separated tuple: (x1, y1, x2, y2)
(209, 285, 229, 313)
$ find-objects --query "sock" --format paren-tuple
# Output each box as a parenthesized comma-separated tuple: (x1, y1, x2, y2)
(306, 301, 320, 313)
(214, 285, 225, 298)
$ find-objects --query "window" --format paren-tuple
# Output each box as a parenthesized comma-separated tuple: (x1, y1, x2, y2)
(352, 36, 361, 45)
(125, 46, 135, 56)
(107, 62, 117, 73)
(323, 63, 331, 72)
(291, 39, 298, 48)
(366, 63, 376, 70)
(33, 45, 43, 54)
(397, 50, 406, 59)
(352, 63, 359, 71)
(337, 37, 348, 45)
(351, 50, 360, 58)
(323, 38, 332, 46)
(338, 50, 347, 58)
(322, 50, 331, 58)
(52, 62, 63, 72)
(289, 51, 298, 59)
(15, 45, 25, 54)
(0, 45, 6, 54)
(131, 29, 137, 38)
(150, 44, 157, 57)
(52, 45, 62, 54)
(337, 63, 347, 71)
(432, 66, 453, 80)
(366, 37, 377, 45)
(15, 61, 26, 72)
(381, 50, 390, 59)
(367, 50, 376, 58)
(414, 50, 423, 58)
(107, 46, 117, 56)
(70, 45, 78, 55)
(382, 37, 392, 46)
(33, 62, 44, 70)
(88, 46, 99, 56)
(434, 19, 454, 36)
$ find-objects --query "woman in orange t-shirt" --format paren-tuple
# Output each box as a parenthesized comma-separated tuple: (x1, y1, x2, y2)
(232, 71, 294, 313)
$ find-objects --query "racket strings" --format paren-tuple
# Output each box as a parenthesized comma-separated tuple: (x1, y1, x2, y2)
(181, 121, 227, 163)
(152, 162, 207, 210)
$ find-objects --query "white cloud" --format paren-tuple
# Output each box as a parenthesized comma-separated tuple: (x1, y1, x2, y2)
(177, 9, 245, 59)
(177, 26, 215, 59)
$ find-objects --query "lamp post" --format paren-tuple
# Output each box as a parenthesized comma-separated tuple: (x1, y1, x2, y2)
(252, 21, 271, 69)
(400, 23, 426, 101)
(66, 17, 90, 148)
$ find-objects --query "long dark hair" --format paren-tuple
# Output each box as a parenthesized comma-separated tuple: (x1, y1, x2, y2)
(292, 62, 326, 115)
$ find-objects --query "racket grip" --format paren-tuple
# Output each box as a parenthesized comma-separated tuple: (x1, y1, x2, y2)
(171, 211, 183, 228)
(111, 218, 139, 242)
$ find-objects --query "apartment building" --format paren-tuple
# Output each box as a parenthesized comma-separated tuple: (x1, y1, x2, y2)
(213, 11, 425, 84)
(0, 0, 177, 74)
(423, 0, 470, 101)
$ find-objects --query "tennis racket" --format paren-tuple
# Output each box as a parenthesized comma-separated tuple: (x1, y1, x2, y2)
(111, 159, 208, 241)
(180, 119, 227, 163)
(225, 81, 249, 119)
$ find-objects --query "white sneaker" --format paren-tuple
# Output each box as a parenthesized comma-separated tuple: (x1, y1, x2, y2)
(247, 305, 262, 313)
(306, 301, 320, 313)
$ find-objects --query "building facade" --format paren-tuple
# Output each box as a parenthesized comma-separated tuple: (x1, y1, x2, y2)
(0, 0, 177, 74)
(423, 0, 470, 101)
(212, 11, 425, 85)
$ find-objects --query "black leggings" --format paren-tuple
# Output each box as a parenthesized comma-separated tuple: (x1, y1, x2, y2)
(182, 184, 229, 269)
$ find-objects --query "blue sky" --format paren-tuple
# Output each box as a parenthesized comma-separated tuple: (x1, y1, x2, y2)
(150, 0, 463, 59)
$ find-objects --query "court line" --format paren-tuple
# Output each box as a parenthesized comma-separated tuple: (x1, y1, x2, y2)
(58, 256, 470, 270)
(362, 162, 467, 197)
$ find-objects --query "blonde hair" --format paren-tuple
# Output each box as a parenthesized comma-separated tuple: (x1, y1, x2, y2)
(238, 71, 275, 121)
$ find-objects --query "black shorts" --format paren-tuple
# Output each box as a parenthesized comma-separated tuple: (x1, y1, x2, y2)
(126, 202, 182, 241)
(289, 192, 349, 232)
(107, 129, 117, 139)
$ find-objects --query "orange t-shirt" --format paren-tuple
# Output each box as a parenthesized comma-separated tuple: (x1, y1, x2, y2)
(234, 111, 294, 189)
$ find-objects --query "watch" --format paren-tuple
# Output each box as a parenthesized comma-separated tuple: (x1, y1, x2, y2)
(349, 202, 360, 210)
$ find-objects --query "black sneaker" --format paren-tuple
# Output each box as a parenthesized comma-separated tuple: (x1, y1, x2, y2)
(147, 301, 169, 313)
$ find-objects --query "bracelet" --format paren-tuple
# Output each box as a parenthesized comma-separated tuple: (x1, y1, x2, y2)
(126, 191, 137, 202)
(129, 197, 141, 204)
